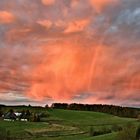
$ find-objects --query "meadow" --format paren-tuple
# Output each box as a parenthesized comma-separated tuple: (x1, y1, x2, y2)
(0, 107, 139, 140)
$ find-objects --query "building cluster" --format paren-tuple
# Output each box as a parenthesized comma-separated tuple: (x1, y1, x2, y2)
(1, 109, 40, 122)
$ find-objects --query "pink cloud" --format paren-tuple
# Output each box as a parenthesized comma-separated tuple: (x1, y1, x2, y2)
(64, 19, 90, 33)
(0, 11, 15, 24)
(55, 20, 66, 28)
(89, 0, 118, 13)
(6, 27, 32, 44)
(0, 0, 139, 107)
(41, 0, 55, 6)
(37, 20, 53, 29)
(71, 0, 79, 8)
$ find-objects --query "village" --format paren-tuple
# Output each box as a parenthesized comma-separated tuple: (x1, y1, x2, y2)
(0, 109, 41, 122)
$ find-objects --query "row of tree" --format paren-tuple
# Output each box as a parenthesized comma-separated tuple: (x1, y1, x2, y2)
(51, 103, 140, 118)
(1, 103, 139, 118)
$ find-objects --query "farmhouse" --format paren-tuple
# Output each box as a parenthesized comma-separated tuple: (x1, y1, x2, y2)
(15, 112, 22, 117)
(3, 111, 16, 121)
(2, 109, 41, 122)
(3, 109, 31, 121)
(15, 112, 29, 121)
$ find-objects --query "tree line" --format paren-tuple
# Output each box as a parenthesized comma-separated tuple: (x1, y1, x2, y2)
(51, 103, 140, 118)
(0, 103, 139, 118)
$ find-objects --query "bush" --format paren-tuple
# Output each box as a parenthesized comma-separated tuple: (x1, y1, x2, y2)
(136, 126, 140, 140)
(0, 127, 11, 140)
(89, 127, 95, 136)
(89, 126, 111, 137)
(137, 114, 140, 121)
(117, 124, 136, 140)
(0, 108, 3, 117)
(102, 127, 112, 134)
(112, 124, 122, 132)
(30, 113, 40, 122)
(39, 112, 50, 118)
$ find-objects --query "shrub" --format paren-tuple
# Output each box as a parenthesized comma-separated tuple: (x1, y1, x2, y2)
(31, 113, 40, 122)
(136, 125, 140, 140)
(39, 112, 50, 118)
(0, 108, 3, 117)
(137, 114, 140, 121)
(112, 124, 122, 132)
(89, 127, 95, 136)
(0, 127, 11, 140)
(89, 126, 111, 137)
(117, 123, 136, 140)
(102, 127, 112, 134)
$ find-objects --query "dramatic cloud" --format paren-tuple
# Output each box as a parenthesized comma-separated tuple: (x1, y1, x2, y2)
(89, 0, 119, 12)
(41, 0, 55, 6)
(37, 20, 53, 29)
(71, 0, 79, 8)
(0, 0, 139, 107)
(0, 11, 15, 24)
(64, 19, 90, 33)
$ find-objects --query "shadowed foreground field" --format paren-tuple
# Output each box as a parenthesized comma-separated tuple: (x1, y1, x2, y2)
(0, 108, 139, 140)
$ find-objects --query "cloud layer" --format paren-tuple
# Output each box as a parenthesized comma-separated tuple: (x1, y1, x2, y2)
(0, 0, 139, 106)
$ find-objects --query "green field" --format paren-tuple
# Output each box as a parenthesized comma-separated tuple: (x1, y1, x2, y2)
(0, 109, 139, 140)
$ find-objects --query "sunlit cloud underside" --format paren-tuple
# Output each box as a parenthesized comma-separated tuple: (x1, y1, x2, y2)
(0, 0, 140, 107)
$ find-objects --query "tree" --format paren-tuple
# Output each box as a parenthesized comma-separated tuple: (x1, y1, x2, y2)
(0, 107, 3, 117)
(19, 110, 25, 120)
(117, 124, 136, 140)
(45, 104, 49, 108)
(9, 109, 14, 114)
(0, 127, 11, 140)
(136, 126, 140, 140)
(137, 114, 140, 121)
(31, 113, 40, 122)
(89, 127, 95, 136)
(26, 110, 31, 121)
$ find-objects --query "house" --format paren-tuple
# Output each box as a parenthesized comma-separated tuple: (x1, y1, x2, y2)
(19, 110, 31, 121)
(15, 112, 22, 117)
(3, 109, 40, 122)
(19, 113, 28, 121)
(3, 111, 17, 121)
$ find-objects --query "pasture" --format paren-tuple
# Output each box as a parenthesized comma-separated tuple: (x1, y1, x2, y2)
(0, 108, 139, 140)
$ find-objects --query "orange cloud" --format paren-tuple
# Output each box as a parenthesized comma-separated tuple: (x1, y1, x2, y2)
(71, 0, 79, 8)
(89, 0, 118, 13)
(26, 40, 111, 101)
(0, 0, 139, 106)
(55, 20, 66, 28)
(0, 11, 15, 24)
(6, 27, 31, 43)
(64, 19, 90, 33)
(37, 20, 53, 29)
(25, 40, 140, 104)
(41, 0, 55, 6)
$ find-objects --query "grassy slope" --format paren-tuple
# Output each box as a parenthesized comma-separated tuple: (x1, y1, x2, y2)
(0, 109, 137, 140)
(85, 132, 118, 140)
(48, 109, 134, 126)
(0, 121, 49, 137)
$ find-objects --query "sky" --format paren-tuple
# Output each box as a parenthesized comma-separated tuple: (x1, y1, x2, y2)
(0, 0, 140, 107)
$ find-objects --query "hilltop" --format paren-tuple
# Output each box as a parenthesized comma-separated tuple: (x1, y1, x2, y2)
(0, 106, 139, 140)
